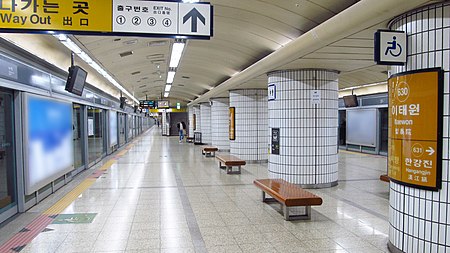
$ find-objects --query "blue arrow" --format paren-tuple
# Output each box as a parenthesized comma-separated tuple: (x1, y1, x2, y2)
(183, 8, 206, 33)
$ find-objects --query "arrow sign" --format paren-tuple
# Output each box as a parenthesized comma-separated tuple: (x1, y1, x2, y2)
(426, 147, 435, 156)
(183, 8, 206, 33)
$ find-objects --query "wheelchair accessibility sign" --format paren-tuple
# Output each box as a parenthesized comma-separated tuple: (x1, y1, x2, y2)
(374, 30, 407, 65)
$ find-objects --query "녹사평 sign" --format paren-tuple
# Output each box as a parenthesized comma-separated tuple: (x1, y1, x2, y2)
(388, 68, 443, 191)
(0, 0, 212, 39)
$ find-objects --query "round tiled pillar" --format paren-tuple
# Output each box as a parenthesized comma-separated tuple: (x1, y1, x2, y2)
(389, 3, 450, 252)
(267, 69, 339, 188)
(229, 89, 268, 162)
(200, 102, 211, 145)
(161, 110, 169, 136)
(211, 98, 230, 151)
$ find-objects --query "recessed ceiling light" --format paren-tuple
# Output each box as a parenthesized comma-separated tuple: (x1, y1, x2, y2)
(113, 38, 121, 42)
(148, 40, 167, 47)
(182, 76, 190, 79)
(119, 51, 133, 57)
(147, 54, 165, 60)
(123, 39, 138, 45)
(131, 71, 141, 75)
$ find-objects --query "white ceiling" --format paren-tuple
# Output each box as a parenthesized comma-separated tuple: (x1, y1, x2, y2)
(30, 0, 440, 105)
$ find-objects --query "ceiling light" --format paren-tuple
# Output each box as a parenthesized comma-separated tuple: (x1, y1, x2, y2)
(165, 85, 172, 92)
(169, 42, 185, 68)
(148, 40, 167, 47)
(164, 92, 169, 98)
(183, 0, 199, 2)
(167, 71, 176, 84)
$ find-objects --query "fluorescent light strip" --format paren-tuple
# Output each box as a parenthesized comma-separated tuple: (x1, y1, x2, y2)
(165, 85, 172, 92)
(169, 42, 185, 68)
(164, 92, 169, 98)
(54, 34, 139, 104)
(167, 71, 176, 84)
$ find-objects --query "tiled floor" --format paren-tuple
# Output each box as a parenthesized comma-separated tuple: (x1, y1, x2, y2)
(0, 127, 391, 253)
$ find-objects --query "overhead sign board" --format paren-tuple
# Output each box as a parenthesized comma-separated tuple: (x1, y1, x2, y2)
(388, 68, 443, 191)
(0, 0, 213, 39)
(157, 100, 169, 108)
(139, 100, 155, 108)
(375, 30, 407, 65)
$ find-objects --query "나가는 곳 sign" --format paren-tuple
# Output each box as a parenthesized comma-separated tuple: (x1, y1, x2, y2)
(0, 0, 212, 38)
(388, 68, 443, 191)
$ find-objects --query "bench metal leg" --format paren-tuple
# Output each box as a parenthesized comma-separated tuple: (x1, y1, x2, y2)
(283, 205, 312, 221)
(219, 161, 226, 169)
(226, 166, 241, 174)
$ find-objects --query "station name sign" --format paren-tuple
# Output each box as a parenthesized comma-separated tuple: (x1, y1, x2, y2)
(0, 0, 213, 39)
(388, 68, 443, 191)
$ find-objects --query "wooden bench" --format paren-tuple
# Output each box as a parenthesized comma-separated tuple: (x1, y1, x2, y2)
(380, 174, 390, 182)
(202, 146, 218, 157)
(254, 179, 323, 221)
(216, 154, 246, 174)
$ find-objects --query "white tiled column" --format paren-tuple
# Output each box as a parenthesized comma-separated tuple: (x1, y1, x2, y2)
(200, 103, 211, 145)
(229, 89, 268, 162)
(188, 106, 195, 138)
(211, 98, 230, 151)
(389, 3, 450, 252)
(267, 69, 339, 187)
(162, 110, 169, 136)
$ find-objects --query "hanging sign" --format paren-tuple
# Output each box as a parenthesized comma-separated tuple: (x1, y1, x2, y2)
(0, 0, 213, 39)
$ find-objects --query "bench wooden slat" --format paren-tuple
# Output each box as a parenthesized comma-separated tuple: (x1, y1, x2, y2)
(215, 154, 245, 174)
(216, 154, 246, 166)
(254, 179, 322, 207)
(202, 146, 218, 152)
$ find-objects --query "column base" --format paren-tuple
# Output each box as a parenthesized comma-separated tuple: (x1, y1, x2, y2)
(246, 159, 268, 164)
(299, 181, 338, 189)
(387, 241, 403, 253)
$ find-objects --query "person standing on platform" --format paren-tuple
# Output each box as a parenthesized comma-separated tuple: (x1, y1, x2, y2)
(177, 121, 184, 142)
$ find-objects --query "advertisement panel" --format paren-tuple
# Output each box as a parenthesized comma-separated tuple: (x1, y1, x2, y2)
(229, 107, 235, 140)
(109, 110, 118, 147)
(24, 94, 73, 195)
(388, 68, 443, 191)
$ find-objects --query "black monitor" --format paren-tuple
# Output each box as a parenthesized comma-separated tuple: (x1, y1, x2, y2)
(120, 97, 127, 109)
(343, 95, 358, 107)
(65, 66, 87, 96)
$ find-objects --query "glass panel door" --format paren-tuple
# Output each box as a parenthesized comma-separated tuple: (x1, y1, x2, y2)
(0, 90, 16, 214)
(87, 107, 105, 164)
(118, 113, 126, 146)
(379, 108, 388, 155)
(73, 104, 83, 169)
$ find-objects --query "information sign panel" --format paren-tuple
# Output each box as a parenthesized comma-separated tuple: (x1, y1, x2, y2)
(229, 107, 235, 140)
(139, 100, 155, 108)
(388, 68, 443, 191)
(375, 30, 407, 65)
(157, 100, 169, 108)
(0, 0, 213, 39)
